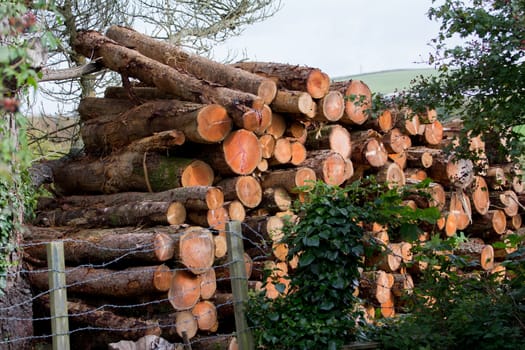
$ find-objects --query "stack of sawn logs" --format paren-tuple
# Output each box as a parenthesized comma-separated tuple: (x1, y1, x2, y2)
(24, 25, 524, 347)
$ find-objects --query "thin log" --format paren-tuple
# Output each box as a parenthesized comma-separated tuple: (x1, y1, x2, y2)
(422, 120, 443, 145)
(467, 209, 506, 236)
(106, 25, 277, 104)
(261, 167, 316, 193)
(38, 186, 224, 212)
(362, 109, 395, 133)
(290, 141, 307, 166)
(490, 190, 520, 217)
(350, 130, 388, 168)
(225, 200, 246, 222)
(313, 90, 344, 122)
(391, 273, 414, 297)
(302, 150, 347, 186)
(265, 112, 286, 139)
(192, 301, 218, 331)
(486, 167, 507, 190)
(406, 146, 442, 169)
(259, 134, 276, 159)
(376, 162, 406, 189)
(175, 310, 198, 339)
(259, 187, 292, 213)
(78, 97, 135, 121)
(28, 265, 172, 298)
(449, 189, 472, 231)
(468, 176, 490, 215)
(270, 90, 316, 118)
(382, 128, 411, 154)
(455, 239, 495, 271)
(269, 138, 292, 165)
(81, 99, 231, 154)
(199, 268, 217, 300)
(232, 61, 330, 99)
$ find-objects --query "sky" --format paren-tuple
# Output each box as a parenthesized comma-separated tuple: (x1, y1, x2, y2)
(211, 0, 440, 78)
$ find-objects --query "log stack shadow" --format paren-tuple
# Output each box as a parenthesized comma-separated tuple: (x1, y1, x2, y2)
(24, 26, 524, 348)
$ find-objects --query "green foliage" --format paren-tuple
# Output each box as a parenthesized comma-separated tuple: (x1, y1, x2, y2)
(248, 179, 440, 349)
(399, 0, 525, 164)
(372, 234, 525, 350)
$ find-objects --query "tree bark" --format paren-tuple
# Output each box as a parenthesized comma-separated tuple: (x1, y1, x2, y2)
(81, 99, 231, 154)
(261, 167, 317, 193)
(270, 89, 316, 117)
(73, 30, 268, 132)
(106, 25, 277, 104)
(232, 61, 330, 99)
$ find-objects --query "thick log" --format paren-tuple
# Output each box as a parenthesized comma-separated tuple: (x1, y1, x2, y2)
(104, 86, 175, 100)
(486, 166, 507, 190)
(48, 152, 214, 194)
(106, 25, 277, 104)
(314, 90, 344, 122)
(192, 301, 218, 331)
(38, 186, 224, 213)
(405, 181, 446, 211)
(216, 176, 262, 209)
(28, 264, 172, 298)
(261, 167, 316, 193)
(350, 130, 388, 168)
(389, 152, 407, 170)
(23, 226, 179, 265)
(232, 61, 330, 99)
(81, 99, 231, 154)
(270, 89, 316, 118)
(467, 176, 490, 216)
(73, 30, 269, 132)
(306, 124, 352, 159)
(168, 270, 201, 311)
(359, 270, 394, 304)
(174, 310, 198, 339)
(203, 129, 262, 176)
(395, 109, 420, 136)
(38, 296, 162, 342)
(269, 137, 292, 165)
(422, 120, 443, 145)
(331, 80, 371, 125)
(176, 227, 216, 275)
(382, 128, 411, 154)
(302, 150, 347, 186)
(242, 215, 285, 245)
(467, 209, 507, 236)
(35, 200, 187, 227)
(78, 97, 135, 121)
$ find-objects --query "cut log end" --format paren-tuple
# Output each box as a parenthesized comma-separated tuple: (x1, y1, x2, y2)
(235, 176, 262, 208)
(205, 187, 224, 211)
(168, 270, 201, 311)
(179, 228, 215, 274)
(167, 202, 187, 225)
(307, 69, 330, 99)
(343, 80, 371, 125)
(365, 139, 388, 168)
(318, 91, 344, 121)
(258, 79, 278, 104)
(197, 104, 232, 142)
(242, 104, 272, 134)
(153, 264, 172, 292)
(181, 160, 214, 187)
(223, 129, 262, 175)
(295, 167, 317, 191)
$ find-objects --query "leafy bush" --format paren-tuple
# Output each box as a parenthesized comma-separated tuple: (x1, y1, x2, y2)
(248, 179, 440, 349)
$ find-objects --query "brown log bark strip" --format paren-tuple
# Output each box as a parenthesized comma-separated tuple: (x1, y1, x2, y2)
(217, 175, 262, 209)
(73, 30, 266, 132)
(81, 99, 230, 154)
(28, 265, 170, 298)
(35, 200, 186, 228)
(124, 130, 186, 153)
(382, 128, 412, 154)
(23, 226, 179, 265)
(104, 86, 175, 99)
(192, 301, 218, 331)
(331, 80, 371, 125)
(232, 62, 330, 99)
(350, 130, 388, 168)
(261, 167, 317, 193)
(169, 270, 201, 311)
(306, 124, 352, 159)
(48, 152, 214, 194)
(78, 97, 135, 121)
(467, 209, 506, 236)
(106, 25, 278, 104)
(38, 295, 162, 339)
(314, 90, 344, 122)
(39, 186, 224, 213)
(271, 90, 316, 118)
(302, 150, 347, 186)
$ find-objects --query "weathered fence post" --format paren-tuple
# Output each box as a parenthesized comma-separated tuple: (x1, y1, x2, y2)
(47, 241, 70, 350)
(226, 220, 254, 350)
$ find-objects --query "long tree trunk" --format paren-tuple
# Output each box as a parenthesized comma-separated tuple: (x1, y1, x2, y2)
(73, 30, 269, 132)
(81, 99, 231, 154)
(106, 25, 277, 104)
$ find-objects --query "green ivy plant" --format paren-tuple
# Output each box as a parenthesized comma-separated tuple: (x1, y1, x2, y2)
(248, 179, 440, 350)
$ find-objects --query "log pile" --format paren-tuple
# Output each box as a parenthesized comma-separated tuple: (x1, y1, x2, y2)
(24, 26, 524, 348)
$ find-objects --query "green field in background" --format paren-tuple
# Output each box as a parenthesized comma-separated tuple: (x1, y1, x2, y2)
(334, 68, 438, 95)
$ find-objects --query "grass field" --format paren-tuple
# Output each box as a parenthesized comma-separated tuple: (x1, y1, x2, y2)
(334, 68, 438, 95)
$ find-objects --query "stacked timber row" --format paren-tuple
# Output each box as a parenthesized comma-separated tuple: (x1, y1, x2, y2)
(24, 26, 524, 347)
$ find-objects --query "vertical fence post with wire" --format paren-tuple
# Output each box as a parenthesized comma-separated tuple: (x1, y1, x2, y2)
(226, 220, 254, 350)
(47, 241, 70, 350)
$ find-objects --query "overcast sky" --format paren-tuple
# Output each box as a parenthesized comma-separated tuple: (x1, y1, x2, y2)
(212, 0, 440, 78)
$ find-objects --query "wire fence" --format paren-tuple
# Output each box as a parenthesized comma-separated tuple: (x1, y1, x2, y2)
(1, 221, 263, 349)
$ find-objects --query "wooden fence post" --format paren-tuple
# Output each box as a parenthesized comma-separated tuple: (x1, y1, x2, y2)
(226, 220, 254, 350)
(47, 241, 70, 350)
